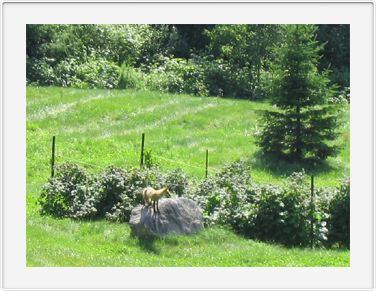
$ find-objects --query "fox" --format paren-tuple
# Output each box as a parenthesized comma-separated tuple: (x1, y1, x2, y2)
(142, 186, 170, 213)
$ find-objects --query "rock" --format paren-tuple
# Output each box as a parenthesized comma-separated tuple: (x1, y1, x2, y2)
(129, 197, 203, 237)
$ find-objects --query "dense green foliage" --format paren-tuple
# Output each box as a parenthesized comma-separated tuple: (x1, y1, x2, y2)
(327, 178, 350, 248)
(258, 25, 341, 163)
(189, 161, 349, 248)
(317, 25, 350, 88)
(39, 163, 97, 219)
(27, 24, 349, 98)
(39, 164, 187, 222)
(39, 161, 349, 248)
(206, 24, 281, 98)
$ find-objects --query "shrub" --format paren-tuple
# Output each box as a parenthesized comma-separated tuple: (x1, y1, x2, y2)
(253, 184, 286, 242)
(53, 58, 82, 88)
(192, 164, 337, 247)
(278, 172, 311, 246)
(28, 56, 120, 89)
(193, 177, 227, 225)
(179, 57, 208, 96)
(74, 56, 120, 89)
(144, 149, 158, 169)
(129, 166, 166, 192)
(191, 160, 256, 232)
(26, 57, 56, 86)
(118, 63, 144, 89)
(200, 57, 232, 97)
(144, 56, 208, 96)
(95, 166, 131, 216)
(254, 171, 333, 247)
(38, 163, 98, 219)
(327, 178, 350, 248)
(105, 166, 166, 222)
(165, 168, 190, 197)
(313, 187, 333, 245)
(38, 161, 349, 248)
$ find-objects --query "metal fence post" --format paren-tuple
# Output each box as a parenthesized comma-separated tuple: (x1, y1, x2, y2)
(310, 175, 315, 248)
(205, 149, 209, 178)
(140, 133, 145, 168)
(51, 136, 56, 177)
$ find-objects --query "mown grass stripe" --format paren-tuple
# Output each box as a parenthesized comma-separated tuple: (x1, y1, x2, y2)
(28, 92, 112, 120)
(96, 102, 221, 140)
(59, 97, 184, 135)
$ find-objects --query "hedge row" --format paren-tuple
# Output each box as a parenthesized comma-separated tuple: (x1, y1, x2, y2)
(27, 55, 266, 99)
(39, 162, 349, 248)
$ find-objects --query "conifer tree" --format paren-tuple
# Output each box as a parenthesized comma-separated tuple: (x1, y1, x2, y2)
(258, 25, 339, 163)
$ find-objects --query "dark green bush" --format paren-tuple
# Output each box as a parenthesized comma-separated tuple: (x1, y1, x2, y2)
(145, 56, 208, 96)
(95, 166, 131, 216)
(27, 56, 120, 89)
(278, 172, 311, 246)
(253, 184, 286, 242)
(26, 57, 56, 86)
(311, 187, 335, 246)
(52, 58, 81, 87)
(39, 161, 348, 248)
(39, 163, 98, 219)
(190, 163, 338, 247)
(39, 164, 169, 222)
(74, 56, 119, 89)
(253, 171, 335, 247)
(165, 169, 190, 197)
(102, 166, 194, 222)
(102, 166, 165, 222)
(198, 57, 232, 97)
(27, 24, 349, 98)
(144, 149, 158, 169)
(189, 160, 257, 233)
(327, 178, 350, 248)
(118, 63, 144, 89)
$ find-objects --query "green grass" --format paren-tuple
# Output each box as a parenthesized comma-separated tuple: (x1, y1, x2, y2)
(27, 217, 349, 267)
(27, 86, 349, 185)
(27, 86, 350, 266)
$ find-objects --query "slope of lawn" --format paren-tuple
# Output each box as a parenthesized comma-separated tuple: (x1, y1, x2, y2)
(26, 86, 350, 267)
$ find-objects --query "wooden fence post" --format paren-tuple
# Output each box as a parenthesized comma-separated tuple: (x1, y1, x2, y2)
(51, 136, 56, 178)
(310, 175, 315, 249)
(140, 133, 145, 168)
(205, 149, 209, 178)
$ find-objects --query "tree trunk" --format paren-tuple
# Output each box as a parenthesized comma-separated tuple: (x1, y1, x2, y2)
(295, 105, 303, 161)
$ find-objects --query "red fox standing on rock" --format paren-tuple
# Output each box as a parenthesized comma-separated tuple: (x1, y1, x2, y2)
(142, 186, 170, 213)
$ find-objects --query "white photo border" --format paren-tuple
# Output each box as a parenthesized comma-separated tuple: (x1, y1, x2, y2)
(1, 1, 374, 290)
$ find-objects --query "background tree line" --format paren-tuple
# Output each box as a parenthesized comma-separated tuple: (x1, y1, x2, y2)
(26, 24, 349, 99)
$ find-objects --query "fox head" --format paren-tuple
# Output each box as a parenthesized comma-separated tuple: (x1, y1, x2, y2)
(164, 186, 171, 197)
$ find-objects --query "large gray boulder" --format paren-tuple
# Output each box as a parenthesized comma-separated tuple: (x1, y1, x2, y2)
(129, 198, 203, 237)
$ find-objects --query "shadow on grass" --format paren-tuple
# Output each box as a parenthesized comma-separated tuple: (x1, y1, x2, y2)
(137, 237, 160, 254)
(161, 237, 179, 246)
(130, 230, 181, 255)
(250, 151, 335, 178)
(130, 231, 160, 255)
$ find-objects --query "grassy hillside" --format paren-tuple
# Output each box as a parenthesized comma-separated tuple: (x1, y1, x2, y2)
(27, 87, 349, 185)
(26, 86, 350, 266)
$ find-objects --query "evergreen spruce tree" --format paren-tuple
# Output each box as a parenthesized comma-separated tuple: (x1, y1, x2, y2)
(258, 25, 339, 163)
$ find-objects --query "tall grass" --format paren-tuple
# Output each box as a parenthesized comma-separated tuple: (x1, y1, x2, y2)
(118, 63, 144, 89)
